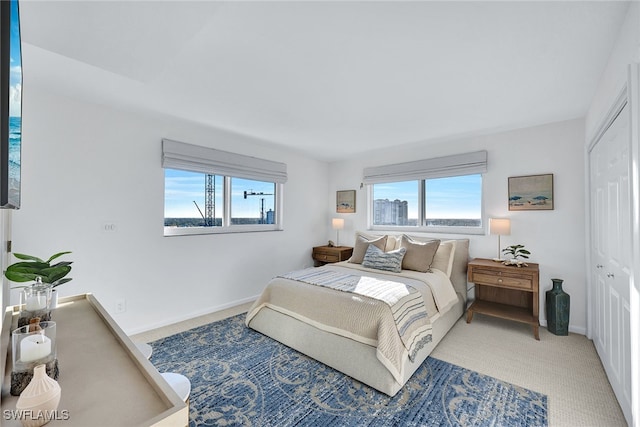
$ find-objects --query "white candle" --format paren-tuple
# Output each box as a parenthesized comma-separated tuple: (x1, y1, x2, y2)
(20, 334, 51, 363)
(25, 295, 47, 311)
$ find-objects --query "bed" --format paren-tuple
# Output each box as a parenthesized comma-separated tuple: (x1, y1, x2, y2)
(245, 233, 469, 396)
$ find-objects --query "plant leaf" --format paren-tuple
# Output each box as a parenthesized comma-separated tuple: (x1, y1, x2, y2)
(51, 278, 72, 287)
(4, 271, 40, 282)
(49, 261, 73, 269)
(46, 251, 72, 264)
(40, 265, 71, 283)
(5, 262, 50, 273)
(12, 253, 45, 263)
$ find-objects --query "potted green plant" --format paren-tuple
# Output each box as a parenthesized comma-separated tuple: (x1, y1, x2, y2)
(4, 251, 73, 309)
(501, 244, 530, 267)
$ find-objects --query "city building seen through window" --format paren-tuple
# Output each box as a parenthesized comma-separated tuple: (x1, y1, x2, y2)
(371, 174, 483, 231)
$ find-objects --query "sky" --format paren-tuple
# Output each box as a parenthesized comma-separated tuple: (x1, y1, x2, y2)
(164, 169, 276, 219)
(372, 174, 482, 219)
(9, 0, 21, 118)
(166, 170, 482, 220)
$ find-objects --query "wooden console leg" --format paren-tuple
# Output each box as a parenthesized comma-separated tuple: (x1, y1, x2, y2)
(533, 325, 540, 340)
(466, 310, 473, 323)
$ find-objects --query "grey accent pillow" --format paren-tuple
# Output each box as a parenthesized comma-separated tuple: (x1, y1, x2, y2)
(362, 245, 406, 273)
(349, 233, 388, 264)
(400, 235, 441, 273)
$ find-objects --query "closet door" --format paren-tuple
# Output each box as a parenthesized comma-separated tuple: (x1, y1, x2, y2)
(589, 103, 632, 423)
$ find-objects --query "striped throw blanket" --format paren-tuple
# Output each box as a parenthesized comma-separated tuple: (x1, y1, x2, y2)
(279, 268, 432, 361)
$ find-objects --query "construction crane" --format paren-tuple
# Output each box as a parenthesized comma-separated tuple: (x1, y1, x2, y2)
(193, 174, 216, 226)
(244, 190, 273, 224)
(204, 174, 215, 226)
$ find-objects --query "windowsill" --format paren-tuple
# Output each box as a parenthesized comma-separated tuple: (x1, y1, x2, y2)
(164, 225, 283, 237)
(368, 225, 485, 236)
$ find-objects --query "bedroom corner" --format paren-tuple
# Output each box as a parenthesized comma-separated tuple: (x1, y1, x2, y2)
(328, 119, 587, 334)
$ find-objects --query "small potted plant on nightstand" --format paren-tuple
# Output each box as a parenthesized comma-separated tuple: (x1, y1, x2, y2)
(501, 244, 530, 267)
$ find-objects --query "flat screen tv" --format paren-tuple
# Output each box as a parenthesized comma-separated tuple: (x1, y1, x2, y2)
(0, 0, 21, 209)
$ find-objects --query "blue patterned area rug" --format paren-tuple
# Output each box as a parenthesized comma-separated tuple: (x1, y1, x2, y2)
(150, 314, 547, 426)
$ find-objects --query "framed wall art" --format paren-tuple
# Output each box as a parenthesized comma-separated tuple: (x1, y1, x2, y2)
(508, 174, 554, 211)
(336, 190, 356, 213)
(0, 0, 22, 209)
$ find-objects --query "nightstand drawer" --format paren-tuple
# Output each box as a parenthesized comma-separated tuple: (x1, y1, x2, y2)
(471, 269, 533, 290)
(312, 246, 353, 264)
(313, 252, 340, 263)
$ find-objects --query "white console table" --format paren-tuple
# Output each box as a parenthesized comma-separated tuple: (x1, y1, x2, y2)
(1, 294, 188, 426)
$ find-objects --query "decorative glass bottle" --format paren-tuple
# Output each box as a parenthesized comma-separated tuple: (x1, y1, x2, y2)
(546, 278, 570, 336)
(18, 277, 52, 328)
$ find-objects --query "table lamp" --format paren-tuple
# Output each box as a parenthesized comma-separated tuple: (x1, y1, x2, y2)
(489, 218, 511, 261)
(332, 218, 344, 247)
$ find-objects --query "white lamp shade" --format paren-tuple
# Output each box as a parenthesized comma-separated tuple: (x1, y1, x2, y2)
(489, 218, 511, 235)
(332, 218, 345, 230)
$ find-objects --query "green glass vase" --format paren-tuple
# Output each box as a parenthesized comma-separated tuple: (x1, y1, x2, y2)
(546, 278, 570, 336)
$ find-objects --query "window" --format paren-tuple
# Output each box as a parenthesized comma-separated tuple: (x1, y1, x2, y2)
(164, 170, 223, 228)
(162, 139, 286, 236)
(365, 151, 486, 234)
(424, 174, 482, 227)
(370, 174, 482, 232)
(230, 178, 276, 225)
(372, 181, 418, 226)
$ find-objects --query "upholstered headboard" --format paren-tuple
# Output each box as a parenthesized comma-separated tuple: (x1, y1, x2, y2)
(446, 239, 470, 303)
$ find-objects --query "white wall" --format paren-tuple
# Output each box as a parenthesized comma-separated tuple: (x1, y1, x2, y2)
(586, 1, 640, 141)
(10, 89, 329, 334)
(327, 119, 588, 333)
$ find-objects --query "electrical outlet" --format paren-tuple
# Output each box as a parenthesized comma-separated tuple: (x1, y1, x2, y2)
(102, 222, 117, 232)
(115, 298, 126, 314)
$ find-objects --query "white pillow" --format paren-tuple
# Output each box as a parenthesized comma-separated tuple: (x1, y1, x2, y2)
(431, 241, 456, 277)
(349, 233, 388, 264)
(384, 235, 400, 252)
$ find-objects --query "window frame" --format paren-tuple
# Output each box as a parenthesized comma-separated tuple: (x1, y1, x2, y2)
(164, 173, 284, 237)
(367, 174, 485, 235)
(162, 139, 287, 237)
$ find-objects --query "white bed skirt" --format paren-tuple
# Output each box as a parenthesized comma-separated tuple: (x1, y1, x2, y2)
(247, 296, 464, 397)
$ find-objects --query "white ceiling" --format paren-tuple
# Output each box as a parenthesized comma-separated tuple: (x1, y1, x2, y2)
(19, 1, 630, 161)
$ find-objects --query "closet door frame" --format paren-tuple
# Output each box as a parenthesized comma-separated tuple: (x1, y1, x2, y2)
(586, 64, 639, 427)
(628, 63, 640, 427)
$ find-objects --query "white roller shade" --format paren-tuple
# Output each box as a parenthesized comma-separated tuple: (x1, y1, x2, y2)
(363, 150, 487, 184)
(162, 139, 288, 184)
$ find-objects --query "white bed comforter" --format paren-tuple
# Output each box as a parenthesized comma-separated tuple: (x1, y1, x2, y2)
(245, 262, 459, 383)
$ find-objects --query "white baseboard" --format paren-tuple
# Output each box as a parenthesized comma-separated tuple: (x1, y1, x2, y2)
(126, 295, 259, 336)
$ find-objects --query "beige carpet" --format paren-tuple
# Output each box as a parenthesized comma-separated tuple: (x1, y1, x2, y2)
(133, 304, 626, 427)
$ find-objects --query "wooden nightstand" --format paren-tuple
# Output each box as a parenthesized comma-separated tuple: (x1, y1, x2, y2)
(312, 245, 353, 266)
(466, 258, 540, 340)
